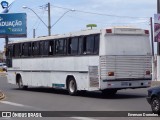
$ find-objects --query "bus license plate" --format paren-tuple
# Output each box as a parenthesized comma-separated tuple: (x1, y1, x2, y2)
(121, 82, 128, 86)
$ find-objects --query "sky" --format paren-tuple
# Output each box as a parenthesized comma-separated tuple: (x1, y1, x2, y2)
(0, 0, 157, 51)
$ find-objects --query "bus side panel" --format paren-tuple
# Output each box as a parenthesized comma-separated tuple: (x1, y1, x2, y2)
(7, 71, 16, 85)
(21, 72, 32, 86)
(50, 72, 67, 89)
(9, 56, 100, 90)
(50, 72, 89, 90)
(31, 72, 51, 87)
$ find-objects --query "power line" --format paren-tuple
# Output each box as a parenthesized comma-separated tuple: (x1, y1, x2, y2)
(51, 5, 149, 19)
(35, 10, 46, 30)
(67, 14, 149, 24)
(27, 8, 46, 37)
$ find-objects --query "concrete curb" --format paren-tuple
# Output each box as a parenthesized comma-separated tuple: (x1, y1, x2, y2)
(0, 91, 5, 100)
(151, 81, 160, 87)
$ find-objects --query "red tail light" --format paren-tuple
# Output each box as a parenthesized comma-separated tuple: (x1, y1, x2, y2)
(108, 72, 114, 76)
(145, 30, 149, 34)
(106, 29, 112, 33)
(146, 71, 151, 75)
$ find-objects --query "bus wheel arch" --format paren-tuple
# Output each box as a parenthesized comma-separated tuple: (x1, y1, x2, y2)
(16, 74, 21, 85)
(16, 74, 28, 89)
(66, 75, 77, 96)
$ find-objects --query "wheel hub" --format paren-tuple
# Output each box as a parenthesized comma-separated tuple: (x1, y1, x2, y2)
(69, 80, 75, 93)
(152, 99, 159, 111)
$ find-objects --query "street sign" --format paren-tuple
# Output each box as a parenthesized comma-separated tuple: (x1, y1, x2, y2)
(154, 14, 160, 42)
(0, 0, 15, 13)
(0, 13, 27, 38)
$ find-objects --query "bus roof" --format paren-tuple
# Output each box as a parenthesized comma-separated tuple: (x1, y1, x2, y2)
(9, 27, 148, 44)
(9, 28, 101, 44)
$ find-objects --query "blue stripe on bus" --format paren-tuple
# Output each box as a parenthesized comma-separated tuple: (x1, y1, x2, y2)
(52, 83, 65, 88)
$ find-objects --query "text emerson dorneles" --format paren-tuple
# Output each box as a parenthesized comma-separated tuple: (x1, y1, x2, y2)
(128, 112, 158, 117)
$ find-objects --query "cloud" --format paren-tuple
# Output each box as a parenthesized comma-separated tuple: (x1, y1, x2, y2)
(68, 0, 156, 17)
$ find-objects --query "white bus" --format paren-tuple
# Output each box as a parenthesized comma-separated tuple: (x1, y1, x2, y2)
(6, 27, 152, 95)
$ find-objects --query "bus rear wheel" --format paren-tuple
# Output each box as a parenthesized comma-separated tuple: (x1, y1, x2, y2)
(68, 77, 77, 96)
(17, 76, 28, 89)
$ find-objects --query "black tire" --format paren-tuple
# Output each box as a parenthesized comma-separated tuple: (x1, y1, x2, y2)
(102, 89, 117, 96)
(68, 77, 77, 96)
(151, 97, 160, 115)
(17, 76, 28, 89)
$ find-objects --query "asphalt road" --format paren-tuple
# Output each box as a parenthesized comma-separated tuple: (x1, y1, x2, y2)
(0, 75, 159, 120)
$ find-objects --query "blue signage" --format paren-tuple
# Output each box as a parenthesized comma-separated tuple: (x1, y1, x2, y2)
(0, 13, 27, 38)
(1, 1, 9, 9)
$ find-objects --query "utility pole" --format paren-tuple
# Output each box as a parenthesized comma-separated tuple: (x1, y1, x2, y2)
(48, 3, 51, 36)
(33, 29, 36, 38)
(150, 17, 156, 81)
(23, 2, 51, 36)
(150, 17, 154, 56)
(157, 0, 160, 54)
(157, 0, 160, 81)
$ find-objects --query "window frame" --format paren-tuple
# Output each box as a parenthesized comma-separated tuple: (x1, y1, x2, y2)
(13, 43, 21, 58)
(8, 33, 100, 58)
(67, 37, 79, 55)
(78, 34, 100, 55)
(55, 39, 66, 56)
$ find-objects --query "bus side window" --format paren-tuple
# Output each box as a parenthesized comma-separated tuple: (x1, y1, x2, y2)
(36, 42, 40, 56)
(32, 42, 40, 56)
(24, 43, 29, 57)
(55, 39, 65, 55)
(49, 40, 54, 55)
(82, 35, 94, 55)
(94, 34, 100, 54)
(14, 44, 21, 58)
(71, 37, 78, 55)
(32, 42, 35, 56)
(86, 35, 94, 54)
(68, 38, 71, 55)
(81, 34, 100, 55)
(21, 43, 25, 56)
(78, 37, 84, 55)
(28, 42, 32, 56)
(39, 41, 44, 56)
(68, 37, 78, 55)
(63, 39, 67, 55)
(32, 42, 37, 56)
(43, 41, 49, 56)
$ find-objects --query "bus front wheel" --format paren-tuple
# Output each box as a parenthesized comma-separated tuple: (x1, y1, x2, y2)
(68, 77, 77, 96)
